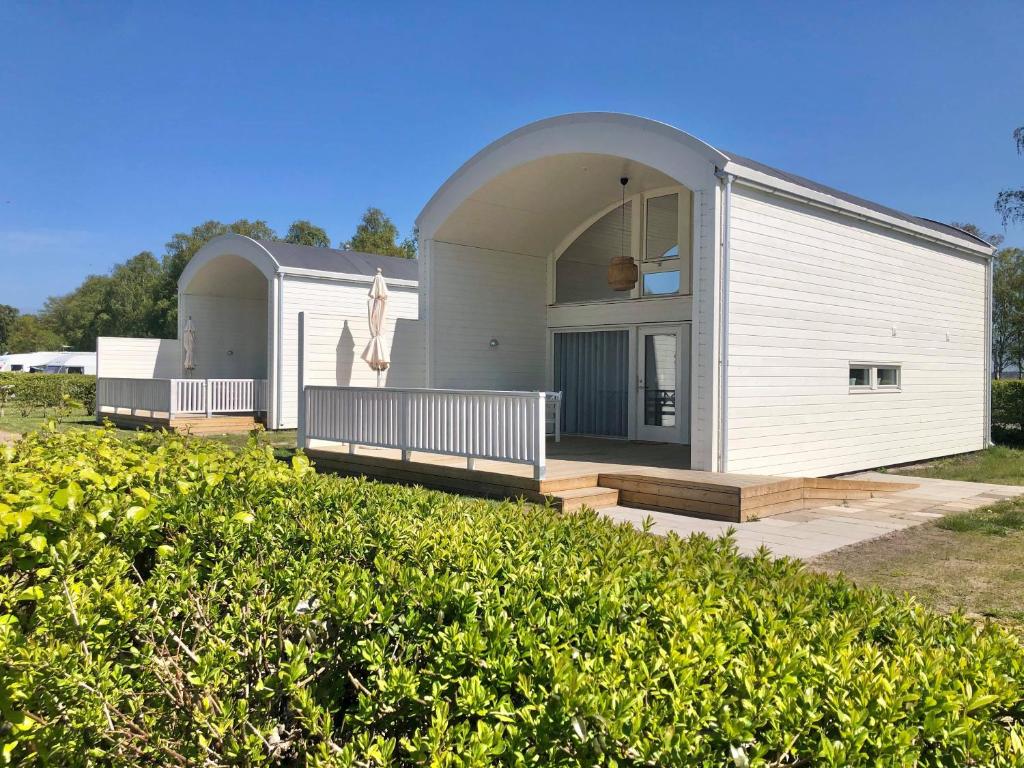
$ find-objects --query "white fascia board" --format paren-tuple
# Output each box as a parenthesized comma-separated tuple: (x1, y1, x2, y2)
(277, 266, 418, 288)
(722, 161, 994, 258)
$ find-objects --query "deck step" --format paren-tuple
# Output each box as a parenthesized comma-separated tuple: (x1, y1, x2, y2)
(551, 486, 620, 513)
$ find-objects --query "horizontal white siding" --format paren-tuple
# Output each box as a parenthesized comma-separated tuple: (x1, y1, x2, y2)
(428, 241, 547, 390)
(281, 276, 422, 429)
(96, 337, 181, 378)
(179, 293, 268, 379)
(726, 186, 987, 476)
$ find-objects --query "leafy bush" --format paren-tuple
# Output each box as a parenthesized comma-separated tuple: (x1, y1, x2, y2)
(2, 428, 1023, 766)
(0, 373, 95, 415)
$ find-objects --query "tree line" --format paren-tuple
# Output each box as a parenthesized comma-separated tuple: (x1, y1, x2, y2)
(0, 208, 416, 353)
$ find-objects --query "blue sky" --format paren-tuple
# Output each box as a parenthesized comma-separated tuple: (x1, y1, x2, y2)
(1, 1, 1021, 312)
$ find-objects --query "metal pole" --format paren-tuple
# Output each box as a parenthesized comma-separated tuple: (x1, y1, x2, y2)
(297, 311, 307, 450)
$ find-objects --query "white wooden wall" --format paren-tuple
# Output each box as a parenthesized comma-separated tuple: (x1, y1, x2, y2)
(427, 241, 547, 390)
(726, 185, 987, 476)
(178, 294, 268, 379)
(280, 276, 423, 429)
(96, 337, 181, 378)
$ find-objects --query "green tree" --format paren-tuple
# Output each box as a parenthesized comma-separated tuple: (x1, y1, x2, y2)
(39, 275, 111, 351)
(992, 247, 1024, 378)
(6, 314, 64, 353)
(995, 126, 1024, 226)
(0, 304, 19, 353)
(285, 220, 330, 248)
(101, 251, 163, 338)
(343, 207, 416, 259)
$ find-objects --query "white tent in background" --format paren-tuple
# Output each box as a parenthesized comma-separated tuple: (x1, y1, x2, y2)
(182, 317, 196, 374)
(361, 268, 390, 387)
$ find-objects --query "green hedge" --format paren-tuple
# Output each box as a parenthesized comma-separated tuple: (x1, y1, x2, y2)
(0, 372, 95, 414)
(2, 429, 1023, 766)
(993, 379, 1024, 429)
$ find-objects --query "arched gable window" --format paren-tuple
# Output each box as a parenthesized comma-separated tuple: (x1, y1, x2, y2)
(555, 188, 692, 304)
(555, 201, 632, 304)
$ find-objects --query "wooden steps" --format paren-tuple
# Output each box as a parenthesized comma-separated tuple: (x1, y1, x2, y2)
(599, 471, 915, 521)
(550, 486, 620, 513)
(103, 412, 259, 436)
(304, 447, 916, 523)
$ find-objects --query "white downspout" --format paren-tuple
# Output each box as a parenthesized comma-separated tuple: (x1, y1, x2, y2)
(985, 255, 993, 447)
(276, 274, 285, 429)
(715, 169, 734, 472)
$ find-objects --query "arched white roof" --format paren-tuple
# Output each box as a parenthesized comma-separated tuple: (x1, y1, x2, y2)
(418, 111, 991, 255)
(417, 112, 726, 245)
(178, 234, 279, 294)
(178, 233, 420, 295)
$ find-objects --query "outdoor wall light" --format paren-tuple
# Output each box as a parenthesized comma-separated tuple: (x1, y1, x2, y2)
(489, 338, 500, 348)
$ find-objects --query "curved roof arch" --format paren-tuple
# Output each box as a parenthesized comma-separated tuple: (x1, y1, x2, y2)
(179, 234, 279, 294)
(178, 233, 420, 295)
(418, 111, 991, 256)
(416, 112, 726, 244)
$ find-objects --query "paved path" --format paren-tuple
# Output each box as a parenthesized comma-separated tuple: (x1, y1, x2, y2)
(601, 472, 1024, 560)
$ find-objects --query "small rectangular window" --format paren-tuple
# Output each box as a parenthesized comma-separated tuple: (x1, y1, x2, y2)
(849, 366, 871, 387)
(877, 366, 900, 387)
(850, 363, 901, 392)
(642, 270, 680, 296)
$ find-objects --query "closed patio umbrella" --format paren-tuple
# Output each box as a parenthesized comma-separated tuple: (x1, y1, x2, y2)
(362, 268, 390, 387)
(182, 317, 196, 375)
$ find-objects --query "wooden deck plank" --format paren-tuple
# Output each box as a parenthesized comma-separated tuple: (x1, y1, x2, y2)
(304, 437, 914, 524)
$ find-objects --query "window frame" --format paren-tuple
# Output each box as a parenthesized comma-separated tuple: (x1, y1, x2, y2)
(638, 186, 694, 297)
(549, 184, 694, 306)
(849, 363, 902, 393)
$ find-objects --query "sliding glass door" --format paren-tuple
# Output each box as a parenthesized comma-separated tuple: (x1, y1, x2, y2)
(553, 330, 629, 438)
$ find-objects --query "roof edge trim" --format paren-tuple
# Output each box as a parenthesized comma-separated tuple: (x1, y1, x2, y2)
(722, 161, 995, 256)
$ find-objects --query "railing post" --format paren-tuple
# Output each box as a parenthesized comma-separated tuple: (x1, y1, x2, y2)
(534, 392, 547, 481)
(205, 379, 212, 417)
(297, 312, 307, 450)
(168, 380, 177, 418)
(400, 390, 410, 462)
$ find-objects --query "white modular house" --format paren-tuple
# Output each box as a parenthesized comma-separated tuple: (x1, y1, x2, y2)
(413, 112, 994, 477)
(96, 234, 423, 430)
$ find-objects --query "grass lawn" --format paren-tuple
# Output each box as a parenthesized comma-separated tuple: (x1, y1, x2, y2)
(0, 407, 296, 453)
(813, 445, 1024, 634)
(892, 444, 1024, 484)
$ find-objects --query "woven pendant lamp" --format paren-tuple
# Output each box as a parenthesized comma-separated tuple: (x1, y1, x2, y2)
(607, 176, 637, 291)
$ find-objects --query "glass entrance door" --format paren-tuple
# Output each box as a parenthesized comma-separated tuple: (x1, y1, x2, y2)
(636, 326, 686, 442)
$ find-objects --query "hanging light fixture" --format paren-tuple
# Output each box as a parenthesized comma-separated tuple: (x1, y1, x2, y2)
(607, 176, 638, 291)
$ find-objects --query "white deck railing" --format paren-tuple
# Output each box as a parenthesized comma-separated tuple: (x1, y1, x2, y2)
(96, 377, 268, 419)
(301, 386, 549, 480)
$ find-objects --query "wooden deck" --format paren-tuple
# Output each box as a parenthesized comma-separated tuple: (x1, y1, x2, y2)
(305, 437, 915, 522)
(99, 410, 261, 436)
